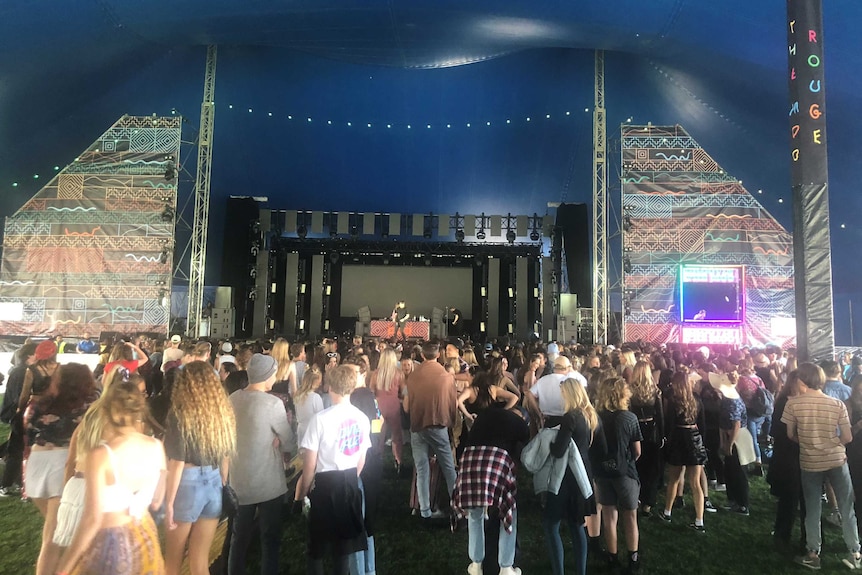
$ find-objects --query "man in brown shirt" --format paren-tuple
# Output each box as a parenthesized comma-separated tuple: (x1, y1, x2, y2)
(405, 341, 458, 519)
(783, 362, 861, 570)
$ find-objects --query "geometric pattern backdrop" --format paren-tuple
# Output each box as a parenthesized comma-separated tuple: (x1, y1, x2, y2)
(0, 115, 181, 337)
(621, 124, 795, 347)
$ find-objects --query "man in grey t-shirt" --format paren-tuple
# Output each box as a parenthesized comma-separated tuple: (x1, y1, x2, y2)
(228, 354, 295, 575)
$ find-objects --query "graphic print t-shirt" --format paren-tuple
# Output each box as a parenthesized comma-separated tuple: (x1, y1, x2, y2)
(301, 401, 372, 473)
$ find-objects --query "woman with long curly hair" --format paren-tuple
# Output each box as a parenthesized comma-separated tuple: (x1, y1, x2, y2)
(55, 381, 167, 575)
(659, 370, 709, 531)
(628, 360, 663, 516)
(370, 348, 405, 469)
(26, 363, 99, 575)
(594, 377, 642, 573)
(163, 361, 236, 575)
(541, 378, 602, 575)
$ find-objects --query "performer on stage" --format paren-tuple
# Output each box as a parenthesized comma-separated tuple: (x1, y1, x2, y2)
(391, 300, 411, 341)
(448, 306, 463, 337)
(693, 309, 707, 320)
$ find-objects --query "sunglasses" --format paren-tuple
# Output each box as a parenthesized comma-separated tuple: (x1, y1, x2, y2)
(326, 352, 339, 359)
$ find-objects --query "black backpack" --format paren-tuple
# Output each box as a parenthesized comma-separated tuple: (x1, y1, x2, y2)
(598, 411, 629, 478)
(749, 384, 775, 418)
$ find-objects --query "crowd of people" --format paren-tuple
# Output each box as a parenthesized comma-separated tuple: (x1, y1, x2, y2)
(1, 332, 862, 574)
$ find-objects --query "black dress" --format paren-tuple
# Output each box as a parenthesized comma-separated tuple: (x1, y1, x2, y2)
(548, 411, 600, 522)
(664, 395, 708, 467)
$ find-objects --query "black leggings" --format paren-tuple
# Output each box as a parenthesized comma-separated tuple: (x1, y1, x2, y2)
(724, 447, 749, 508)
(636, 440, 663, 508)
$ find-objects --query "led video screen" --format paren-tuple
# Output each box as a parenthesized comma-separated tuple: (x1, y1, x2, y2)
(679, 265, 744, 324)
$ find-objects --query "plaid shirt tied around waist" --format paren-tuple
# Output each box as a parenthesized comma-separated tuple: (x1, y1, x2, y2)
(452, 445, 517, 533)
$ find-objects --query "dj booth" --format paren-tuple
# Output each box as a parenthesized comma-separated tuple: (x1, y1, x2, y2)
(369, 320, 430, 340)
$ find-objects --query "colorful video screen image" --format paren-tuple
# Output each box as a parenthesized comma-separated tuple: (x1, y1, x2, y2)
(679, 265, 744, 323)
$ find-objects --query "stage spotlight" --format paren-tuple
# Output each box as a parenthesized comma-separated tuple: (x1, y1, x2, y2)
(297, 224, 307, 239)
(329, 251, 339, 264)
(249, 266, 257, 278)
(164, 161, 176, 181)
(424, 254, 432, 266)
(529, 229, 540, 241)
(623, 216, 632, 232)
(455, 229, 465, 242)
(624, 257, 632, 274)
(382, 253, 391, 265)
(476, 229, 486, 240)
(506, 229, 516, 244)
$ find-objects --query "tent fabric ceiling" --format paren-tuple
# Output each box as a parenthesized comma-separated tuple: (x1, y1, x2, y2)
(1, 1, 861, 341)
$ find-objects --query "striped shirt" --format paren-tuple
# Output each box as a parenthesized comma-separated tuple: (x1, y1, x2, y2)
(782, 392, 850, 472)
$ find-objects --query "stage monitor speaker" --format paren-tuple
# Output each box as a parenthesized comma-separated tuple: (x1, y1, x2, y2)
(559, 293, 578, 318)
(355, 321, 370, 337)
(358, 306, 371, 324)
(431, 307, 444, 324)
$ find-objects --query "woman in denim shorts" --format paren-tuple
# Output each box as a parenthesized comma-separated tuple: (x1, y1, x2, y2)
(163, 361, 236, 575)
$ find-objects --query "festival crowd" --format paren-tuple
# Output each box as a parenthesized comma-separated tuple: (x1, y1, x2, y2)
(1, 332, 862, 574)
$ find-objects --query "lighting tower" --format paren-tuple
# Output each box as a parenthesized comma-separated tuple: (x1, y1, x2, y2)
(592, 50, 609, 345)
(186, 45, 217, 337)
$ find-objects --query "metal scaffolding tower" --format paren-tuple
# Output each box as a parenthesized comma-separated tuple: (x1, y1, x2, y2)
(592, 50, 609, 345)
(186, 45, 217, 337)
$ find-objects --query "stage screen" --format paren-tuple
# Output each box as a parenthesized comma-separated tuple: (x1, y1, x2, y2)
(341, 265, 473, 320)
(679, 265, 744, 323)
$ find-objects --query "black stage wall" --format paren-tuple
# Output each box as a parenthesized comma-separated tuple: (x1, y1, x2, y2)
(556, 203, 591, 309)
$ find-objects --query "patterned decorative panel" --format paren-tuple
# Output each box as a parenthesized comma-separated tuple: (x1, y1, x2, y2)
(0, 116, 181, 337)
(622, 125, 795, 348)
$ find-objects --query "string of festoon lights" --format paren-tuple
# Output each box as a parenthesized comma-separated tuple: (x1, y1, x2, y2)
(216, 103, 591, 131)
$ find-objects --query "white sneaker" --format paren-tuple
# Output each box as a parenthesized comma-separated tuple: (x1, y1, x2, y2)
(499, 568, 521, 575)
(467, 562, 483, 575)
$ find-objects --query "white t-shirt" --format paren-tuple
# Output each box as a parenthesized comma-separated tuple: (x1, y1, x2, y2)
(301, 401, 371, 473)
(530, 371, 586, 416)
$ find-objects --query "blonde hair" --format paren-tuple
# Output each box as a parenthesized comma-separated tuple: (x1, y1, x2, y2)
(76, 382, 148, 461)
(629, 360, 658, 405)
(375, 348, 402, 393)
(171, 361, 236, 465)
(462, 347, 479, 367)
(328, 365, 358, 396)
(560, 378, 598, 431)
(596, 376, 631, 412)
(294, 366, 322, 403)
(271, 338, 292, 382)
(618, 350, 637, 372)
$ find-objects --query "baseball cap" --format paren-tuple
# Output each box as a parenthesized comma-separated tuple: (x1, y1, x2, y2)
(484, 342, 493, 351)
(34, 340, 58, 361)
(170, 334, 182, 344)
(221, 342, 233, 353)
(547, 342, 559, 355)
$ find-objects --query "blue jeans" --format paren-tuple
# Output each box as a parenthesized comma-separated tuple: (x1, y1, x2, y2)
(468, 507, 517, 569)
(174, 465, 222, 523)
(228, 494, 284, 575)
(348, 479, 376, 575)
(542, 512, 587, 575)
(746, 415, 766, 462)
(801, 463, 861, 555)
(411, 427, 457, 518)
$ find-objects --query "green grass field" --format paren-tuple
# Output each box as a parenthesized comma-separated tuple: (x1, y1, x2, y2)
(0, 417, 855, 574)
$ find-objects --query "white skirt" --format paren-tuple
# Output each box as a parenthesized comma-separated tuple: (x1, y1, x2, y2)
(53, 475, 86, 547)
(24, 448, 68, 499)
